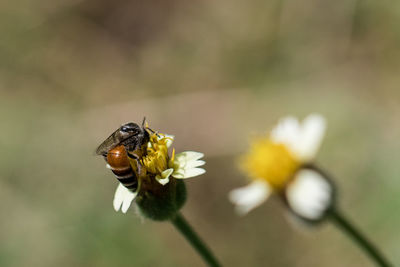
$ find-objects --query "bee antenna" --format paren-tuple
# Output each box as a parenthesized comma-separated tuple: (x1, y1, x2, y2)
(147, 127, 158, 135)
(142, 117, 146, 127)
(141, 117, 160, 137)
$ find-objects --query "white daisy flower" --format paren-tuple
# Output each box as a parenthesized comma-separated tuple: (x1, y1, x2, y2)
(113, 131, 206, 214)
(229, 114, 333, 221)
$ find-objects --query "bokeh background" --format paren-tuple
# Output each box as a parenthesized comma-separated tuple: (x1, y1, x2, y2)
(1, 0, 399, 266)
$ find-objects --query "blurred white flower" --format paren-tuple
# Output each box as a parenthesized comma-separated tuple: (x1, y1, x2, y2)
(229, 114, 333, 221)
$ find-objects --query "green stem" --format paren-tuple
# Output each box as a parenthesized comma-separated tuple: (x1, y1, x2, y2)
(171, 212, 221, 267)
(330, 208, 392, 267)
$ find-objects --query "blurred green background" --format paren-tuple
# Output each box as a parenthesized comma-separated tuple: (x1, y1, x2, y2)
(1, 0, 399, 266)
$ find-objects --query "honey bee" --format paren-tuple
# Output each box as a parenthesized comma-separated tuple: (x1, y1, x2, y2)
(96, 120, 150, 192)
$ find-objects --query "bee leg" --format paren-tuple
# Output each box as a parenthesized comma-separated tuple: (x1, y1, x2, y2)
(135, 158, 144, 178)
(127, 152, 145, 178)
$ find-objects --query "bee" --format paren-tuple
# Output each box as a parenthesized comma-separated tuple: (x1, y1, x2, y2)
(96, 120, 150, 192)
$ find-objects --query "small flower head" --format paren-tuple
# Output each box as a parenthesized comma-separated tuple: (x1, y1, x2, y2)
(141, 133, 174, 184)
(230, 114, 334, 222)
(240, 139, 300, 190)
(109, 124, 206, 220)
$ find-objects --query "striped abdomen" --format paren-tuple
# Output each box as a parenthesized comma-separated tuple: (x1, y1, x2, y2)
(106, 145, 138, 192)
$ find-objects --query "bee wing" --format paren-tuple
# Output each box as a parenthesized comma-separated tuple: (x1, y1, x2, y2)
(95, 129, 122, 155)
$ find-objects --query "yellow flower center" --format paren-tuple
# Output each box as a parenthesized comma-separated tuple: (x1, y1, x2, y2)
(141, 133, 174, 176)
(240, 138, 300, 191)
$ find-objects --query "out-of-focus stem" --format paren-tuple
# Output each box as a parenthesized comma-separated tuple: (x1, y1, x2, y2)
(330, 209, 392, 267)
(171, 212, 221, 267)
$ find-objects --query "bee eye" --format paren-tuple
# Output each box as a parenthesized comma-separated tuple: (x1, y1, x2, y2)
(121, 126, 130, 132)
(120, 123, 139, 133)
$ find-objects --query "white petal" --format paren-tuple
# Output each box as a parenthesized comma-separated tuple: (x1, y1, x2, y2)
(156, 175, 170, 185)
(162, 168, 174, 178)
(185, 159, 206, 168)
(270, 114, 326, 162)
(270, 116, 302, 156)
(113, 184, 137, 213)
(173, 167, 206, 179)
(155, 168, 173, 185)
(295, 114, 326, 162)
(229, 180, 271, 215)
(286, 169, 332, 220)
(175, 151, 204, 162)
(164, 134, 174, 148)
(113, 184, 125, 211)
(172, 151, 206, 179)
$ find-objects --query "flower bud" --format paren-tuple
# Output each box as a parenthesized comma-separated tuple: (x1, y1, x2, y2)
(136, 178, 187, 221)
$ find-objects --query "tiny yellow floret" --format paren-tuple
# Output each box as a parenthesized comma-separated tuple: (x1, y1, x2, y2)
(168, 148, 175, 169)
(240, 137, 300, 190)
(141, 133, 173, 176)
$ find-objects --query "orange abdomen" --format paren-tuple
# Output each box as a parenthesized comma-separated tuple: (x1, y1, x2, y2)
(107, 146, 130, 171)
(107, 145, 138, 191)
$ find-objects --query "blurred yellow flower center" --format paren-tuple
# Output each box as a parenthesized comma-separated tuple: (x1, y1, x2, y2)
(141, 133, 174, 175)
(240, 138, 300, 190)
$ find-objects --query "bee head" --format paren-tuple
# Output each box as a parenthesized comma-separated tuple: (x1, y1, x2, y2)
(120, 122, 142, 135)
(119, 122, 150, 151)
